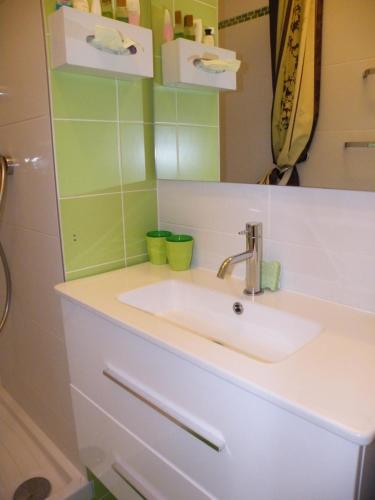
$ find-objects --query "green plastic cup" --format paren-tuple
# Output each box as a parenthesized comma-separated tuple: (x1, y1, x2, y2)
(146, 230, 172, 265)
(166, 234, 194, 271)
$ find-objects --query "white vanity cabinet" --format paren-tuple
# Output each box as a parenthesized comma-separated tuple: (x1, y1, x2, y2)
(60, 297, 374, 500)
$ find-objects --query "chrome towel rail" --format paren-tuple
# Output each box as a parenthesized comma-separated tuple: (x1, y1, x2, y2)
(363, 68, 375, 79)
(344, 142, 375, 149)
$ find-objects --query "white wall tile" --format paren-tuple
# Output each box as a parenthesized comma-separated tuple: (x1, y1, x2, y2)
(11, 226, 65, 338)
(0, 0, 79, 468)
(299, 130, 375, 191)
(159, 180, 270, 236)
(322, 0, 375, 65)
(159, 180, 375, 312)
(269, 186, 375, 255)
(318, 59, 375, 133)
(0, 117, 60, 235)
(0, 0, 49, 126)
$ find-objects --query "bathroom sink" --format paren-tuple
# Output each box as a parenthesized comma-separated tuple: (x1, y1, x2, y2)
(118, 280, 322, 363)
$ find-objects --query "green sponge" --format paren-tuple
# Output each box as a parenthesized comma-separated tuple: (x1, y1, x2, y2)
(261, 261, 281, 291)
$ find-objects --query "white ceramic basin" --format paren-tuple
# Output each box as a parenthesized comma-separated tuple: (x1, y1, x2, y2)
(118, 280, 322, 363)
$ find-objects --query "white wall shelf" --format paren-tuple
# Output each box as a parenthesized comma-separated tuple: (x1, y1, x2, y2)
(49, 7, 153, 80)
(162, 38, 238, 91)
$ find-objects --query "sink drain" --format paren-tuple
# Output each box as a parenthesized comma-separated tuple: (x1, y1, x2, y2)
(13, 477, 51, 500)
(233, 302, 244, 315)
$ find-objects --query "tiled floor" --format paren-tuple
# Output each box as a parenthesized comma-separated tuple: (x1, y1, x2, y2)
(0, 385, 85, 499)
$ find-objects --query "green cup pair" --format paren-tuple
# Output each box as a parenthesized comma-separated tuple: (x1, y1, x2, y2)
(146, 231, 194, 271)
(166, 234, 194, 271)
(146, 230, 172, 265)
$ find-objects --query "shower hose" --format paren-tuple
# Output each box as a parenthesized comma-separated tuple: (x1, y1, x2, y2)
(0, 156, 11, 335)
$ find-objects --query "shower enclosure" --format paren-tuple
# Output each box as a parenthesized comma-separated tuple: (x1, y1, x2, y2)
(0, 0, 88, 497)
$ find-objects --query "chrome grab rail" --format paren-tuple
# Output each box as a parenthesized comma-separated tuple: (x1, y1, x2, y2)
(103, 366, 226, 452)
(0, 156, 14, 335)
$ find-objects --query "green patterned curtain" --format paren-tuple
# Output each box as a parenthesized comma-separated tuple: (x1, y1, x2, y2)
(260, 0, 323, 186)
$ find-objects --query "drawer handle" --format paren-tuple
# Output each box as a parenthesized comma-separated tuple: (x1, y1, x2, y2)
(112, 461, 165, 500)
(103, 367, 225, 452)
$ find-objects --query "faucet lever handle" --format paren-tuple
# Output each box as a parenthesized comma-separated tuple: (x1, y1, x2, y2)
(239, 222, 262, 237)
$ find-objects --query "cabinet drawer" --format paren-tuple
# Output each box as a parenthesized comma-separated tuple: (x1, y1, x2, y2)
(72, 386, 212, 500)
(63, 299, 360, 500)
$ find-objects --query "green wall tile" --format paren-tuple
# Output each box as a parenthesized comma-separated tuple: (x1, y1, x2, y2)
(177, 89, 219, 125)
(51, 72, 117, 120)
(152, 0, 219, 183)
(178, 125, 220, 181)
(124, 190, 158, 258)
(153, 56, 163, 85)
(118, 79, 153, 123)
(55, 121, 120, 197)
(154, 125, 178, 179)
(199, 0, 217, 6)
(120, 123, 156, 191)
(43, 0, 56, 24)
(66, 260, 124, 281)
(60, 194, 124, 273)
(140, 0, 152, 28)
(154, 86, 176, 123)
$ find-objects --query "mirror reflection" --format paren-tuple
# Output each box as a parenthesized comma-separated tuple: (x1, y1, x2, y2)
(155, 0, 375, 192)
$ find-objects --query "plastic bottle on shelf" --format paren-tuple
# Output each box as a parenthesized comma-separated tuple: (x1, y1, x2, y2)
(91, 0, 101, 15)
(115, 0, 128, 22)
(203, 27, 215, 46)
(73, 0, 89, 12)
(163, 9, 174, 42)
(174, 11, 184, 39)
(128, 0, 140, 25)
(100, 0, 113, 18)
(194, 18, 203, 43)
(184, 15, 195, 41)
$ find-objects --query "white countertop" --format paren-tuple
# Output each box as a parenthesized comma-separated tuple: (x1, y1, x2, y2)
(55, 263, 375, 446)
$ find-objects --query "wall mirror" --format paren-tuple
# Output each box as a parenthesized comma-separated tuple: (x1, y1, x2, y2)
(153, 0, 375, 192)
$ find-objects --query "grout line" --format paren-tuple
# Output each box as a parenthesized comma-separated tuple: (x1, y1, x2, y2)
(191, 0, 217, 9)
(120, 120, 154, 125)
(54, 118, 154, 125)
(59, 189, 157, 202)
(267, 185, 272, 239)
(60, 191, 122, 201)
(322, 56, 375, 68)
(115, 79, 128, 266)
(156, 179, 161, 230)
(127, 252, 148, 262)
(66, 258, 125, 275)
(175, 90, 180, 177)
(0, 113, 48, 129)
(53, 115, 154, 125)
(124, 188, 157, 193)
(54, 118, 117, 123)
(155, 121, 218, 128)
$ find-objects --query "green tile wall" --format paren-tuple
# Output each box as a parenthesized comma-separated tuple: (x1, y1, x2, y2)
(152, 0, 220, 181)
(43, 1, 157, 281)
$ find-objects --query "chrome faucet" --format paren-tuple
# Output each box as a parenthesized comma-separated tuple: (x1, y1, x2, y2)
(217, 222, 263, 295)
